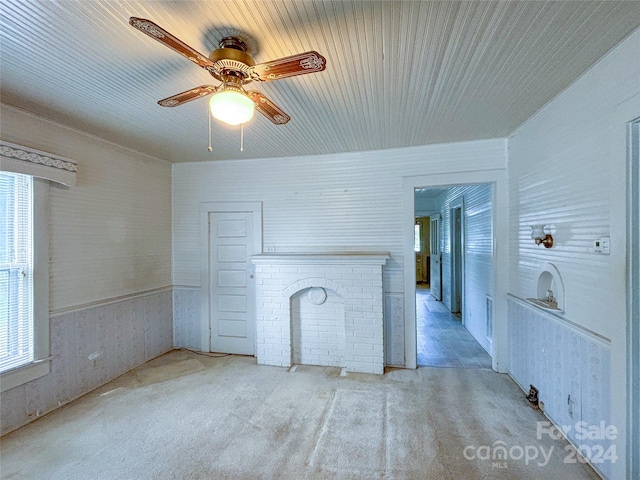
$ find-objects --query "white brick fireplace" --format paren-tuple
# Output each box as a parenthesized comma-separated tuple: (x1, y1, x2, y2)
(250, 253, 389, 374)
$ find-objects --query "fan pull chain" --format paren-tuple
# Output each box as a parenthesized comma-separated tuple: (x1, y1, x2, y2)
(207, 103, 213, 152)
(240, 123, 244, 152)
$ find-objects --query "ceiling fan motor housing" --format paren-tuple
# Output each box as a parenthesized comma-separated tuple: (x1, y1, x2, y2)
(208, 39, 256, 83)
(218, 36, 249, 52)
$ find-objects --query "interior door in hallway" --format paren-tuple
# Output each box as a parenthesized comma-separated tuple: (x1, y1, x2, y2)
(429, 215, 442, 300)
(415, 217, 430, 284)
(208, 211, 256, 355)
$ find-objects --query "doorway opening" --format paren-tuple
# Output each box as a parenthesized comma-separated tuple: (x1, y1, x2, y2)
(414, 185, 492, 368)
(450, 199, 464, 317)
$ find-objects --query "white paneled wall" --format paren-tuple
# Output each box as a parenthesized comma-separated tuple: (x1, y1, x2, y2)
(0, 104, 173, 311)
(508, 30, 639, 337)
(173, 139, 506, 364)
(434, 184, 493, 354)
(507, 29, 640, 479)
(0, 105, 174, 434)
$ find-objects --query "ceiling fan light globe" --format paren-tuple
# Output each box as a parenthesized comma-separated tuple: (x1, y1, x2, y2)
(209, 90, 255, 125)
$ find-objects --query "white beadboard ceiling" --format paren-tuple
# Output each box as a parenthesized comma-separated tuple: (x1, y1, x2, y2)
(415, 187, 450, 199)
(1, 1, 639, 163)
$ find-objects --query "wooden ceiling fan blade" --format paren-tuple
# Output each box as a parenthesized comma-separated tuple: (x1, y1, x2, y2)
(129, 17, 215, 71)
(251, 51, 326, 82)
(246, 91, 291, 124)
(158, 85, 218, 107)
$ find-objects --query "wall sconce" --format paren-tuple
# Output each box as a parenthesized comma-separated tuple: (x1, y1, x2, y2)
(530, 225, 553, 248)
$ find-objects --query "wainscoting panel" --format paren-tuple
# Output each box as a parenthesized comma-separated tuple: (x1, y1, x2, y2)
(173, 287, 202, 351)
(385, 293, 405, 367)
(507, 296, 612, 478)
(173, 286, 405, 369)
(0, 288, 173, 435)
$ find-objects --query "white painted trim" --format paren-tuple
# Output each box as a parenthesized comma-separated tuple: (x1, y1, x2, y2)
(448, 195, 465, 316)
(403, 168, 508, 371)
(1, 178, 50, 391)
(627, 118, 640, 480)
(508, 294, 610, 344)
(49, 286, 172, 317)
(0, 140, 77, 186)
(251, 253, 390, 265)
(33, 178, 50, 367)
(200, 202, 262, 353)
(0, 358, 50, 393)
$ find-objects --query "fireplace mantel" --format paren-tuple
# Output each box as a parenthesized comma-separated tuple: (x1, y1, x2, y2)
(250, 251, 389, 374)
(250, 252, 390, 265)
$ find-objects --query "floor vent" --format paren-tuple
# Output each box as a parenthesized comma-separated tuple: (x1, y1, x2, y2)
(485, 295, 493, 339)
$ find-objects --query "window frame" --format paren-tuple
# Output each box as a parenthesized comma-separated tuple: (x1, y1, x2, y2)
(414, 222, 421, 252)
(0, 177, 49, 392)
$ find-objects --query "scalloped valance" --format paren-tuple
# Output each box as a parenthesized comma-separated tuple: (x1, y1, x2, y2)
(0, 140, 76, 186)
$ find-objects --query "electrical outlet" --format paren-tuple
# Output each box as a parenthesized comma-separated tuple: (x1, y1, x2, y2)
(88, 352, 100, 370)
(265, 246, 276, 253)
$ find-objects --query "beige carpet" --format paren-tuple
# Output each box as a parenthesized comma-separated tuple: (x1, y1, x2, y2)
(1, 350, 599, 480)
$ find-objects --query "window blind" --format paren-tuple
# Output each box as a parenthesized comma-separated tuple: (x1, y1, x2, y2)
(0, 172, 33, 372)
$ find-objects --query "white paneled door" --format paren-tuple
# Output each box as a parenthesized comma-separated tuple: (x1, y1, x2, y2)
(209, 211, 256, 355)
(430, 215, 442, 301)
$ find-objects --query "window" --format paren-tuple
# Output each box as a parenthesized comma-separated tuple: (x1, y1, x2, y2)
(0, 172, 48, 392)
(414, 223, 421, 252)
(0, 141, 63, 391)
(0, 172, 33, 373)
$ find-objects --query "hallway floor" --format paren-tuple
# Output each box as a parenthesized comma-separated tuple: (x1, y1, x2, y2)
(417, 286, 492, 368)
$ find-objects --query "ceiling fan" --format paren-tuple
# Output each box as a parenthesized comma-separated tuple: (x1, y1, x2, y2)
(129, 17, 327, 126)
